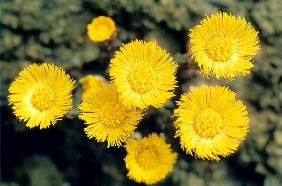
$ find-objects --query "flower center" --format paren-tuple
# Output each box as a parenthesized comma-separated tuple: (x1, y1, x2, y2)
(194, 108, 224, 138)
(205, 38, 234, 62)
(31, 86, 55, 112)
(136, 144, 158, 169)
(100, 103, 126, 128)
(127, 62, 156, 94)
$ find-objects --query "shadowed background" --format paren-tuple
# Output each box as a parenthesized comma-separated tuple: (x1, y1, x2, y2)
(1, 0, 281, 185)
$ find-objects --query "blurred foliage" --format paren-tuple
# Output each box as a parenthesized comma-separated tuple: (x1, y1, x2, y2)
(1, 0, 282, 186)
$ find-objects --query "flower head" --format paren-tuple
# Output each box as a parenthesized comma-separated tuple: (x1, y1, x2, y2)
(79, 74, 106, 99)
(8, 63, 75, 129)
(87, 16, 116, 43)
(189, 12, 260, 79)
(174, 85, 249, 160)
(124, 133, 177, 184)
(79, 84, 143, 147)
(109, 40, 178, 109)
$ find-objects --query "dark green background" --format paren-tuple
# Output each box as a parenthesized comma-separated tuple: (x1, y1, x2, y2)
(1, 0, 281, 185)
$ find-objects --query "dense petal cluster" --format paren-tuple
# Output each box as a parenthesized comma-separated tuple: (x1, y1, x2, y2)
(7, 10, 258, 185)
(124, 134, 177, 184)
(8, 63, 75, 129)
(189, 12, 260, 79)
(110, 40, 178, 109)
(174, 85, 249, 160)
(79, 84, 143, 147)
(87, 16, 116, 42)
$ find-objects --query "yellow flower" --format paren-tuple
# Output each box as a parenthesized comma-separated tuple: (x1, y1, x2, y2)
(189, 12, 260, 79)
(87, 16, 116, 43)
(8, 63, 75, 129)
(124, 133, 177, 184)
(174, 85, 249, 160)
(79, 84, 143, 147)
(79, 74, 106, 99)
(109, 40, 178, 109)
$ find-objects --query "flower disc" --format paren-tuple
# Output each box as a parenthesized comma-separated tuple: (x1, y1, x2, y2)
(189, 12, 260, 79)
(8, 63, 75, 129)
(109, 40, 178, 109)
(174, 85, 249, 160)
(87, 16, 116, 43)
(124, 134, 177, 184)
(79, 84, 143, 147)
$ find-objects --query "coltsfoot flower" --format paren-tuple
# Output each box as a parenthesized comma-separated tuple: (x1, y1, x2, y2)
(8, 63, 75, 129)
(109, 40, 178, 109)
(87, 16, 116, 43)
(174, 85, 249, 160)
(79, 84, 143, 147)
(79, 74, 107, 99)
(124, 133, 177, 184)
(189, 12, 260, 79)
